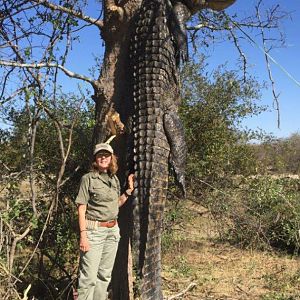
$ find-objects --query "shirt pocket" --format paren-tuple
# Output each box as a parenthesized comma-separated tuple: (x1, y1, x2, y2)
(89, 186, 105, 200)
(110, 182, 119, 193)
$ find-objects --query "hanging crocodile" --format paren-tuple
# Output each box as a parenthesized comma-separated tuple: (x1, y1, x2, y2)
(129, 0, 236, 299)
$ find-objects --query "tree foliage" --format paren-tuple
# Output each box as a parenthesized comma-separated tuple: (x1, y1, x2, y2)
(179, 58, 265, 184)
(0, 90, 94, 299)
(252, 133, 300, 174)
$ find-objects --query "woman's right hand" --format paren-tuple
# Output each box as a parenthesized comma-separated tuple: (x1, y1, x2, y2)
(79, 233, 90, 252)
(78, 204, 89, 252)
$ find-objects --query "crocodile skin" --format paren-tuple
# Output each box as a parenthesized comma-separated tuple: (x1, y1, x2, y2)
(130, 0, 188, 299)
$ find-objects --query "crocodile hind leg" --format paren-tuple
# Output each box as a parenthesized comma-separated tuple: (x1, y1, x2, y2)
(164, 110, 187, 196)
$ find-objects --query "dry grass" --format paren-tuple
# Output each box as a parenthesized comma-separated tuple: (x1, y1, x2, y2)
(162, 201, 300, 300)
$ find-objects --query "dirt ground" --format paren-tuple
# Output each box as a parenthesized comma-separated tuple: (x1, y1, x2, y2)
(162, 201, 300, 300)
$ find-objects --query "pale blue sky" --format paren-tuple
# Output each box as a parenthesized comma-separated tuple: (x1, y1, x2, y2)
(207, 0, 300, 138)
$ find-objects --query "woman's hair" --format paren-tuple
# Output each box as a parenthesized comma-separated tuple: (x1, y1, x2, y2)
(91, 154, 118, 175)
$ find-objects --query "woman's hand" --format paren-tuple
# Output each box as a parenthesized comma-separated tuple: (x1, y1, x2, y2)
(79, 232, 90, 252)
(127, 174, 134, 192)
(78, 204, 89, 252)
(119, 174, 135, 207)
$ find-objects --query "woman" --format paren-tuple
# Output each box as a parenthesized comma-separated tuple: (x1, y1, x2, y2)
(75, 143, 134, 300)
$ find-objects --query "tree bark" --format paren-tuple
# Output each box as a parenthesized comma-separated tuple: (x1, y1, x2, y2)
(92, 0, 142, 146)
(92, 1, 142, 299)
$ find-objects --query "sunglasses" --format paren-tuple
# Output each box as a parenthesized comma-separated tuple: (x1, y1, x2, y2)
(96, 152, 112, 158)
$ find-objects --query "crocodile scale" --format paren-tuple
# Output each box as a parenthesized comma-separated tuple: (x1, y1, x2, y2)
(130, 0, 187, 299)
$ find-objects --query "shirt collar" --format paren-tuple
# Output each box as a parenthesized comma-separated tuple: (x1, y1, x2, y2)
(91, 171, 112, 185)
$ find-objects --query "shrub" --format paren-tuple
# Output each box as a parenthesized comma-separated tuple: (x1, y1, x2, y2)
(203, 176, 300, 252)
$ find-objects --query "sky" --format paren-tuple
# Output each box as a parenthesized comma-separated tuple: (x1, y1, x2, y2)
(205, 0, 300, 139)
(63, 0, 300, 140)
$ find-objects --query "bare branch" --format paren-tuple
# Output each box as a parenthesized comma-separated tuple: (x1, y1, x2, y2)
(187, 21, 220, 31)
(22, 284, 32, 300)
(25, 91, 41, 216)
(0, 60, 96, 86)
(0, 86, 34, 105)
(228, 27, 247, 82)
(0, 261, 22, 282)
(31, 0, 103, 29)
(14, 196, 56, 284)
(166, 282, 197, 300)
(8, 225, 32, 273)
(187, 13, 279, 32)
(256, 1, 280, 128)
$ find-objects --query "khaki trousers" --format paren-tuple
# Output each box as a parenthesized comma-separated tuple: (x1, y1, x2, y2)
(77, 225, 120, 300)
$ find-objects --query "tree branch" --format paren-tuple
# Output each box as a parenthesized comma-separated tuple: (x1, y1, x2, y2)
(0, 60, 96, 86)
(256, 1, 280, 128)
(31, 0, 104, 29)
(166, 282, 197, 300)
(8, 225, 32, 273)
(228, 26, 247, 82)
(0, 85, 32, 106)
(32, 0, 103, 30)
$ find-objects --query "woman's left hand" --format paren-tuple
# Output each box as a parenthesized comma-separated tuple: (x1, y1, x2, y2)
(127, 174, 134, 192)
(119, 174, 135, 207)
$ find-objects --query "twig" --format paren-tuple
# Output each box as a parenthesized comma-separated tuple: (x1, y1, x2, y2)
(256, 1, 280, 128)
(165, 282, 197, 300)
(22, 284, 31, 300)
(228, 26, 247, 82)
(0, 60, 96, 86)
(31, 0, 103, 28)
(235, 284, 250, 296)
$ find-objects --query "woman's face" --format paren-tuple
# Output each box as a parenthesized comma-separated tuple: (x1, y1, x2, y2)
(95, 151, 112, 172)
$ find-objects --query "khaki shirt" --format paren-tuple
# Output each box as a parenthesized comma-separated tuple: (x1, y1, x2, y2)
(75, 171, 120, 221)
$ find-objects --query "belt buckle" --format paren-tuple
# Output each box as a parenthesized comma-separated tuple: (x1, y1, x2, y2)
(106, 220, 115, 228)
(98, 220, 116, 228)
(107, 220, 116, 228)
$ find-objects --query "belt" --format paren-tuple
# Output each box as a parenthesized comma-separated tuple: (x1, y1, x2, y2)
(86, 219, 117, 229)
(99, 220, 117, 228)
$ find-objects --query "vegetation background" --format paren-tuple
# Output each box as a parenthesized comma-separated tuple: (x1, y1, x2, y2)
(0, 1, 300, 299)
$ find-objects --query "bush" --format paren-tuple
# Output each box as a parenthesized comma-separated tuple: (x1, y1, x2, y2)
(179, 58, 265, 182)
(203, 176, 300, 252)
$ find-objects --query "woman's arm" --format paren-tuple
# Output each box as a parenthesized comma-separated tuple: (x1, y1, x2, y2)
(78, 204, 90, 252)
(119, 174, 134, 207)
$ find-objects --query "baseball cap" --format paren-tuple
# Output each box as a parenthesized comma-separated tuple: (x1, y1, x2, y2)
(93, 143, 114, 156)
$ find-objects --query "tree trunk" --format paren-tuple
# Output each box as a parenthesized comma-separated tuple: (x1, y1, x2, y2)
(92, 1, 142, 299)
